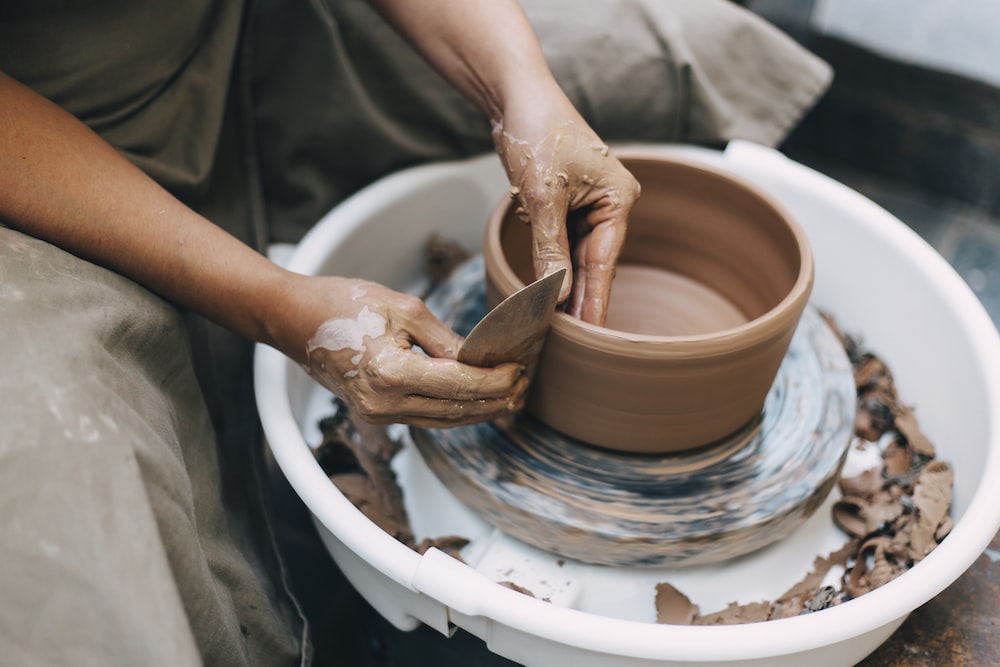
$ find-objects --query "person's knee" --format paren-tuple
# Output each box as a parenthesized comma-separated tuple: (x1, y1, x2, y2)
(0, 227, 199, 464)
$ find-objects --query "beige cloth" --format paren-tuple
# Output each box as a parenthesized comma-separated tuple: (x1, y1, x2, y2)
(249, 0, 832, 243)
(0, 0, 830, 664)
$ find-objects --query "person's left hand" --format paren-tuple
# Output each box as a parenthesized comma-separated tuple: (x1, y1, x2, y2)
(493, 97, 640, 327)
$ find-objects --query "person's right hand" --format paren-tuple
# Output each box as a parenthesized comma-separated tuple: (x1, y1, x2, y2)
(493, 111, 639, 326)
(358, 0, 639, 325)
(272, 274, 529, 428)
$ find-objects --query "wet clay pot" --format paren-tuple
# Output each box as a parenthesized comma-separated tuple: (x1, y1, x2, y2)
(483, 151, 814, 453)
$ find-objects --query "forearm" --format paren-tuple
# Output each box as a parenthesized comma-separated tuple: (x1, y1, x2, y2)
(0, 67, 532, 426)
(366, 0, 573, 125)
(366, 1, 638, 325)
(0, 71, 293, 352)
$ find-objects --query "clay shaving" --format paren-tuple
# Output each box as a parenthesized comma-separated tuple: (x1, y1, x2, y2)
(422, 233, 472, 298)
(312, 406, 548, 602)
(655, 315, 954, 625)
(313, 402, 468, 560)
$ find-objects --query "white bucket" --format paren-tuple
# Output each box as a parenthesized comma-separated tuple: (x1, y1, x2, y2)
(255, 142, 1000, 666)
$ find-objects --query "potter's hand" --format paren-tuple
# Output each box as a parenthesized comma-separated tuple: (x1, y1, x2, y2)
(288, 276, 529, 428)
(359, 0, 636, 325)
(494, 106, 639, 326)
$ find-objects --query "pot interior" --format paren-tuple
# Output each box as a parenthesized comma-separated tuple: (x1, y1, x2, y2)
(499, 157, 806, 336)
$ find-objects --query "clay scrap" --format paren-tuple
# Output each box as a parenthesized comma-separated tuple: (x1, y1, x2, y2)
(655, 315, 954, 625)
(314, 401, 468, 560)
(422, 233, 472, 297)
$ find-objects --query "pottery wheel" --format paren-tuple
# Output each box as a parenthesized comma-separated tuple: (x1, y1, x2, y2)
(413, 256, 857, 567)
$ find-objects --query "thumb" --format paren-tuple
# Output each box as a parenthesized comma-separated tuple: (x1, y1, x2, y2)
(395, 299, 465, 360)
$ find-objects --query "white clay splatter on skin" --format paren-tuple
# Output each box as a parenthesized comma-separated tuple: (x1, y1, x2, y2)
(307, 306, 387, 377)
(350, 284, 367, 301)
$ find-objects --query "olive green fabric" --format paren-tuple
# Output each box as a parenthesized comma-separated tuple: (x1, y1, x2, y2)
(0, 0, 244, 207)
(249, 0, 832, 243)
(0, 229, 304, 666)
(1, 2, 306, 665)
(0, 0, 831, 665)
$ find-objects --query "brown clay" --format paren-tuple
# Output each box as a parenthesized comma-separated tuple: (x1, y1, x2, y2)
(604, 265, 747, 335)
(483, 151, 814, 453)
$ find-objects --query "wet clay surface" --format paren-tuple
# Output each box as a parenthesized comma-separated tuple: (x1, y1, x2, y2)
(483, 152, 814, 453)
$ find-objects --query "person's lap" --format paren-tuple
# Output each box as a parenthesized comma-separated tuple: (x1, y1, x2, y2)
(0, 228, 303, 666)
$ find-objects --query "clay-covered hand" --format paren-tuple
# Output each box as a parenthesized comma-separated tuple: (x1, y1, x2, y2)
(493, 99, 640, 327)
(279, 275, 529, 428)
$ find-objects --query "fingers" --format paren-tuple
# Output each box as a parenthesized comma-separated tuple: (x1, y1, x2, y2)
(300, 279, 530, 428)
(399, 355, 527, 402)
(507, 145, 637, 321)
(526, 191, 574, 303)
(394, 294, 464, 360)
(310, 336, 528, 426)
(366, 375, 531, 428)
(567, 236, 591, 322)
(570, 206, 629, 326)
(349, 357, 530, 427)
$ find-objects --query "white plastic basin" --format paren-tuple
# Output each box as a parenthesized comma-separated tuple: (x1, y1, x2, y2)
(254, 142, 1000, 666)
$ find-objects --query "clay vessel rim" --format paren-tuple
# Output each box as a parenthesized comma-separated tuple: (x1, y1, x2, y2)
(487, 152, 816, 355)
(494, 238, 814, 350)
(547, 266, 813, 356)
(500, 245, 814, 355)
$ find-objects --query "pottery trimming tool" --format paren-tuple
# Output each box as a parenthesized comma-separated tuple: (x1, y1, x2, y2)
(457, 267, 565, 368)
